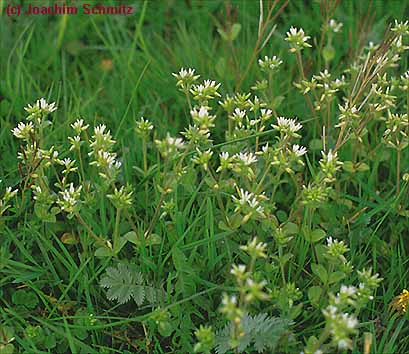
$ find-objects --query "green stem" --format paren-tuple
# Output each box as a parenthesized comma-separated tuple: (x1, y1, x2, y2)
(255, 163, 272, 194)
(114, 208, 121, 253)
(278, 245, 286, 285)
(77, 146, 86, 183)
(143, 136, 148, 205)
(397, 148, 401, 196)
(75, 212, 103, 244)
(184, 87, 192, 111)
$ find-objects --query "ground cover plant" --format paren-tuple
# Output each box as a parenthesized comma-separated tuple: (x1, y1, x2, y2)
(1, 0, 409, 353)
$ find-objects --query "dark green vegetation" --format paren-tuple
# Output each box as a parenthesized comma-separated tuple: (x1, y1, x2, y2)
(0, 1, 409, 353)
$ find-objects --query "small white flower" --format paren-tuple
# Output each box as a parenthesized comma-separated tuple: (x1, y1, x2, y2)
(340, 285, 357, 297)
(173, 67, 196, 79)
(292, 144, 307, 157)
(71, 119, 89, 133)
(233, 188, 253, 205)
(24, 98, 57, 115)
(341, 313, 358, 329)
(11, 122, 34, 139)
(258, 55, 283, 72)
(220, 152, 230, 161)
(285, 27, 311, 52)
(337, 339, 349, 350)
(235, 152, 258, 166)
(328, 19, 343, 33)
(166, 134, 185, 149)
(273, 117, 303, 134)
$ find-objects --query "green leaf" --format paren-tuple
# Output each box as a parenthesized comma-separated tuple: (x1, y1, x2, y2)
(100, 263, 145, 305)
(311, 263, 328, 284)
(309, 138, 323, 151)
(12, 290, 39, 309)
(230, 23, 242, 41)
(283, 222, 298, 235)
(343, 161, 355, 173)
(95, 246, 114, 258)
(309, 229, 327, 243)
(218, 220, 231, 231)
(308, 286, 323, 307)
(215, 313, 291, 353)
(0, 344, 14, 354)
(217, 28, 229, 41)
(172, 248, 187, 271)
(158, 321, 174, 337)
(322, 44, 335, 62)
(329, 271, 345, 284)
(279, 253, 293, 267)
(124, 231, 161, 246)
(356, 162, 370, 172)
(61, 232, 78, 245)
(43, 334, 57, 349)
(216, 57, 226, 78)
(114, 236, 128, 254)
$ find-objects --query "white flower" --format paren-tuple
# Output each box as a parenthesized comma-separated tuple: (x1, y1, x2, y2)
(203, 80, 220, 90)
(337, 339, 349, 349)
(166, 134, 184, 149)
(233, 188, 253, 205)
(220, 152, 230, 161)
(173, 67, 196, 79)
(233, 108, 246, 119)
(69, 135, 81, 151)
(326, 236, 333, 246)
(58, 183, 82, 213)
(258, 55, 283, 71)
(11, 122, 34, 139)
(136, 117, 153, 132)
(285, 27, 311, 52)
(328, 19, 343, 33)
(71, 118, 89, 133)
(3, 187, 18, 200)
(341, 313, 358, 329)
(235, 152, 258, 166)
(340, 285, 357, 297)
(231, 188, 265, 216)
(94, 124, 107, 136)
(273, 117, 303, 134)
(230, 264, 246, 276)
(260, 109, 273, 121)
(24, 98, 57, 115)
(292, 144, 307, 157)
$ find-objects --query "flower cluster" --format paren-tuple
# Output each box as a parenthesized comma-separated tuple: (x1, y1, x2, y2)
(89, 124, 121, 181)
(219, 238, 269, 350)
(285, 27, 311, 52)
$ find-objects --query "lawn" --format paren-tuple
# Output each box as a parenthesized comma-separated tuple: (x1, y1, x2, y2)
(0, 0, 409, 353)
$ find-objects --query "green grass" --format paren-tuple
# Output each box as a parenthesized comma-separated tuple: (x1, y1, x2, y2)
(1, 0, 409, 353)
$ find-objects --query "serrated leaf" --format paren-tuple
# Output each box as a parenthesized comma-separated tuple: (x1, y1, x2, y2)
(215, 313, 291, 353)
(100, 264, 144, 305)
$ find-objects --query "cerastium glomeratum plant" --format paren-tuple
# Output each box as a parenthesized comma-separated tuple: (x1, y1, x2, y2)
(3, 17, 409, 354)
